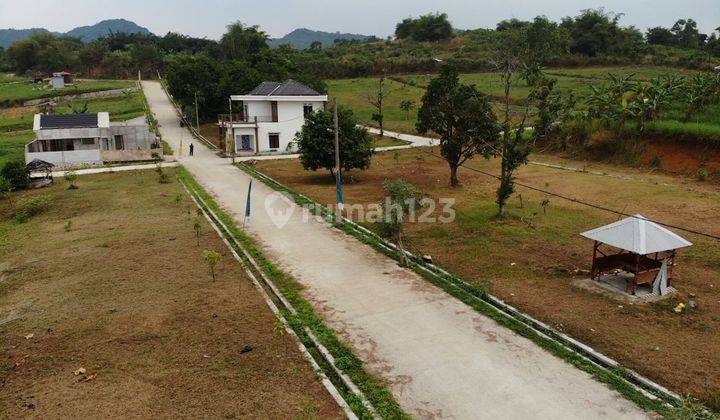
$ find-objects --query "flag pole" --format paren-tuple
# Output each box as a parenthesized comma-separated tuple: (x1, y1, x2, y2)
(243, 178, 253, 228)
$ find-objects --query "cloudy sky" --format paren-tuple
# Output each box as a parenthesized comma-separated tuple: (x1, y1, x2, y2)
(0, 0, 718, 38)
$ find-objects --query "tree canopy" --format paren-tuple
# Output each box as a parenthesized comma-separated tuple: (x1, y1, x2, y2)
(416, 65, 499, 186)
(395, 13, 454, 42)
(297, 107, 373, 175)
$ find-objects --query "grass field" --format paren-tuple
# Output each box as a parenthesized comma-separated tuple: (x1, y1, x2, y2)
(328, 66, 717, 140)
(0, 79, 134, 106)
(252, 148, 720, 409)
(0, 73, 25, 84)
(0, 169, 342, 418)
(0, 130, 33, 168)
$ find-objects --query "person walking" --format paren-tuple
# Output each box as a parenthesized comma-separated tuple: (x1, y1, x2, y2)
(189, 143, 194, 156)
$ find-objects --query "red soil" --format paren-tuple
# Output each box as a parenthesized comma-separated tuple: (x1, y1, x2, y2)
(642, 139, 720, 172)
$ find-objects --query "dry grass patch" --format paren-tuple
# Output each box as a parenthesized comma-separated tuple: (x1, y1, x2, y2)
(254, 149, 720, 408)
(0, 169, 341, 419)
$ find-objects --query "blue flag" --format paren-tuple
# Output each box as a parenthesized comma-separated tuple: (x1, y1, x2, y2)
(244, 178, 253, 220)
(336, 169, 344, 212)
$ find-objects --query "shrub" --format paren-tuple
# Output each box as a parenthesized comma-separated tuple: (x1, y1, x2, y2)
(650, 155, 662, 168)
(0, 176, 11, 201)
(697, 167, 708, 181)
(13, 195, 51, 223)
(1, 160, 30, 191)
(63, 170, 78, 189)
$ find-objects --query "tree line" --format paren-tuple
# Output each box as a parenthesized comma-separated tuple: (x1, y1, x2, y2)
(1, 9, 718, 82)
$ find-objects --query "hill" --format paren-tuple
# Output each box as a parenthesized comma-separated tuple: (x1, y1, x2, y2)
(0, 28, 56, 48)
(268, 28, 374, 49)
(0, 19, 151, 48)
(65, 19, 151, 42)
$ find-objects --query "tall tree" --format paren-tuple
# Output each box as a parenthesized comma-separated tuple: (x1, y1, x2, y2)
(646, 27, 676, 46)
(416, 65, 499, 187)
(395, 13, 454, 42)
(297, 106, 373, 177)
(491, 30, 565, 216)
(220, 22, 269, 63)
(367, 75, 390, 136)
(671, 19, 702, 49)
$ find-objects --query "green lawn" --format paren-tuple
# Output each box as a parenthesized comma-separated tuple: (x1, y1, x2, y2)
(0, 130, 33, 168)
(0, 79, 134, 106)
(327, 77, 425, 134)
(329, 66, 718, 140)
(0, 93, 146, 133)
(0, 73, 25, 84)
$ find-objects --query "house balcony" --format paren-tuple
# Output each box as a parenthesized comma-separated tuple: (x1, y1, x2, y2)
(218, 114, 277, 125)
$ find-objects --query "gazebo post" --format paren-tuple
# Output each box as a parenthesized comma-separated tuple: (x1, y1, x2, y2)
(591, 241, 599, 279)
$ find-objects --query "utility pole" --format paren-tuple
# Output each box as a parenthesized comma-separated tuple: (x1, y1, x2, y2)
(194, 91, 200, 134)
(333, 99, 344, 213)
(229, 98, 235, 164)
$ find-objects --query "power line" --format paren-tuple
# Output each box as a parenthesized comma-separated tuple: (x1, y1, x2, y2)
(415, 147, 720, 242)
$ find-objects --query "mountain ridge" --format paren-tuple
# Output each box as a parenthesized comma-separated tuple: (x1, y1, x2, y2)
(268, 28, 375, 49)
(0, 19, 152, 48)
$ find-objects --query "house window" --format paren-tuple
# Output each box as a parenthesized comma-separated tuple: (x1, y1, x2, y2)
(303, 104, 314, 117)
(270, 101, 278, 122)
(268, 133, 280, 149)
(114, 135, 124, 150)
(81, 138, 95, 145)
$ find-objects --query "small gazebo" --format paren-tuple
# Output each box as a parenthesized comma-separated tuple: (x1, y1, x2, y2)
(581, 215, 692, 295)
(26, 159, 55, 188)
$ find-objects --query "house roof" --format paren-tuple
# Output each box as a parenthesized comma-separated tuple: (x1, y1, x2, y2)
(25, 159, 54, 171)
(247, 79, 321, 96)
(580, 214, 692, 255)
(39, 114, 99, 129)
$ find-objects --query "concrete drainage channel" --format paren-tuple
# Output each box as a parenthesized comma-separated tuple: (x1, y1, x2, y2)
(178, 178, 379, 420)
(240, 163, 687, 415)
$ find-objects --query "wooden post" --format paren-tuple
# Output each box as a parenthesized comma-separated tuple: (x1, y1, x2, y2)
(591, 241, 599, 279)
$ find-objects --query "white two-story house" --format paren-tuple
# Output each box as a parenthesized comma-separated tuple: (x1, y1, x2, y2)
(219, 79, 327, 155)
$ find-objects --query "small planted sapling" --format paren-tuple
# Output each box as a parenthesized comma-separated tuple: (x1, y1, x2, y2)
(193, 218, 201, 245)
(155, 163, 169, 184)
(201, 249, 220, 281)
(64, 170, 78, 189)
(376, 179, 422, 267)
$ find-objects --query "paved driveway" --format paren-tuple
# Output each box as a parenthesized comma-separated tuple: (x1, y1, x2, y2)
(142, 81, 648, 419)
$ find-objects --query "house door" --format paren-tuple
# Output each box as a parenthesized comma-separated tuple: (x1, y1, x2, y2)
(236, 134, 253, 151)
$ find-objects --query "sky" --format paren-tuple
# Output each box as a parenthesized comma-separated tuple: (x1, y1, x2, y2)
(0, 0, 718, 39)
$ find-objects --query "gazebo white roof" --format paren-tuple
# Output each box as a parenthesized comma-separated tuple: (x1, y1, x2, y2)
(581, 214, 692, 255)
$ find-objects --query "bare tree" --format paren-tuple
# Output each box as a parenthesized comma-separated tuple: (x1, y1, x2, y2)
(367, 75, 391, 136)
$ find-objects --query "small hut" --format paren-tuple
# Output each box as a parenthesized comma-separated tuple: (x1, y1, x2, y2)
(51, 72, 73, 89)
(581, 215, 692, 295)
(26, 159, 54, 188)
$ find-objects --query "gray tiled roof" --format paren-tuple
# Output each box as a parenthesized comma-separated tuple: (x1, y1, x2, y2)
(247, 79, 321, 96)
(39, 114, 98, 129)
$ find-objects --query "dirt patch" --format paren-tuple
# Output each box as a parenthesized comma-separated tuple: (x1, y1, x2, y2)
(254, 148, 720, 406)
(642, 139, 720, 173)
(0, 170, 342, 418)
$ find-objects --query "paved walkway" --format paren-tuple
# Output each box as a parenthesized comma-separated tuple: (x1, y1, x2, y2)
(142, 81, 648, 420)
(44, 162, 178, 178)
(235, 126, 434, 162)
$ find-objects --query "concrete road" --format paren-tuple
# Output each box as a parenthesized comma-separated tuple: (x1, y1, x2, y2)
(142, 81, 648, 420)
